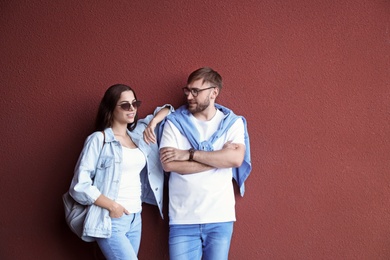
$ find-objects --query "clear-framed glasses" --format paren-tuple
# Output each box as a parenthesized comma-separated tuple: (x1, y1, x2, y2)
(182, 86, 216, 97)
(117, 100, 142, 111)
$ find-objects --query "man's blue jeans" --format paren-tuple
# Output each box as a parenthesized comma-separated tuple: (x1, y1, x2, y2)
(169, 222, 234, 260)
(96, 212, 142, 260)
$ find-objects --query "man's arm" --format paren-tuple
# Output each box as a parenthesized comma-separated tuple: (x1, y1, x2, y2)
(159, 121, 212, 175)
(191, 143, 245, 168)
(159, 119, 244, 175)
(193, 117, 246, 169)
(160, 146, 213, 174)
(160, 141, 242, 174)
(161, 156, 214, 174)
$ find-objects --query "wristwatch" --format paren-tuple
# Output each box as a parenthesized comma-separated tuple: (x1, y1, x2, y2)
(188, 148, 195, 161)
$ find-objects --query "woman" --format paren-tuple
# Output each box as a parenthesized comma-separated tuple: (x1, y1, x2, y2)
(68, 84, 173, 259)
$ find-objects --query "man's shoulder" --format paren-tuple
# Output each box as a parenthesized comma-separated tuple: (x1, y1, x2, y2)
(162, 119, 181, 134)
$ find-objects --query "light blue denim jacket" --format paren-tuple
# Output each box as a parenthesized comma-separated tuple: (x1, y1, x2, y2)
(69, 105, 173, 240)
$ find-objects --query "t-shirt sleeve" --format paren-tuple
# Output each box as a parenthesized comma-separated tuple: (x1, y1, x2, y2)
(159, 120, 180, 149)
(226, 117, 245, 145)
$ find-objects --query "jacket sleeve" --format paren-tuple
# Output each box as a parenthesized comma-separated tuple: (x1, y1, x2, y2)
(69, 132, 104, 205)
(138, 104, 175, 143)
(138, 104, 174, 126)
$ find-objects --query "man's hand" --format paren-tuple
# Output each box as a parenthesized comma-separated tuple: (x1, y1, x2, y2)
(223, 140, 239, 150)
(160, 147, 190, 163)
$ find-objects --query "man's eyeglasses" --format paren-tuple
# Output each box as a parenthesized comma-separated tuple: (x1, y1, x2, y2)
(182, 86, 216, 97)
(117, 101, 142, 111)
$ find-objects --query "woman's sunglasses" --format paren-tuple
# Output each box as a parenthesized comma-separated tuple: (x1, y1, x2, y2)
(117, 101, 142, 111)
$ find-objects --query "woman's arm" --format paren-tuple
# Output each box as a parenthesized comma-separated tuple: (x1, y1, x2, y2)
(70, 132, 130, 218)
(143, 105, 173, 144)
(94, 194, 129, 218)
(69, 132, 104, 204)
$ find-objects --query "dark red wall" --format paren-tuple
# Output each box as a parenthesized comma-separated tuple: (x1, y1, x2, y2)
(1, 1, 390, 259)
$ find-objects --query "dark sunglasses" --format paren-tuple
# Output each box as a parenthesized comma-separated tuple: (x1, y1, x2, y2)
(117, 101, 142, 111)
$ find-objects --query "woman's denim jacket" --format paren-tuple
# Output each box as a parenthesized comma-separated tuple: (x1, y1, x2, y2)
(69, 105, 173, 240)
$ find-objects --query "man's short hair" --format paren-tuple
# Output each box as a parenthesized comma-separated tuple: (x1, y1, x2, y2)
(187, 67, 222, 90)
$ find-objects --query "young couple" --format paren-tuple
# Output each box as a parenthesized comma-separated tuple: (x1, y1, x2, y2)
(67, 67, 252, 260)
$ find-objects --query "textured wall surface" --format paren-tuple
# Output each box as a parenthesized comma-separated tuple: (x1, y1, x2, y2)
(1, 0, 390, 259)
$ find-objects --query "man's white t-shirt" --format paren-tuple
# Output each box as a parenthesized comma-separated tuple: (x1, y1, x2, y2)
(160, 109, 245, 225)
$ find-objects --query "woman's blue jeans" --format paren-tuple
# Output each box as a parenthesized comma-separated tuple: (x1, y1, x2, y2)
(169, 222, 234, 260)
(96, 212, 142, 260)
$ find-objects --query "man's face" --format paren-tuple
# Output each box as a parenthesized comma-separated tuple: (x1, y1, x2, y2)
(185, 79, 215, 114)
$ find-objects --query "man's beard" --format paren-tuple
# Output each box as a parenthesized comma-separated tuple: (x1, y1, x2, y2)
(188, 98, 210, 114)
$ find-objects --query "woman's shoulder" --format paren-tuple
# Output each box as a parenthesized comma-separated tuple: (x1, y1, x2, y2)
(87, 131, 105, 139)
(84, 131, 106, 147)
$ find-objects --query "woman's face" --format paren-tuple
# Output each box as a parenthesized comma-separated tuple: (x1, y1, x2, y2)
(113, 90, 138, 125)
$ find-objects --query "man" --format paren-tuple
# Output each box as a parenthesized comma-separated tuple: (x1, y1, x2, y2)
(159, 67, 251, 260)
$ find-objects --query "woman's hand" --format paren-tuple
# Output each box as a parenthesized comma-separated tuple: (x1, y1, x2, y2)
(109, 202, 130, 218)
(143, 121, 157, 144)
(95, 194, 129, 218)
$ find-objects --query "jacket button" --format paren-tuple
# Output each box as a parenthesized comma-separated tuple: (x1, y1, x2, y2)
(155, 187, 158, 191)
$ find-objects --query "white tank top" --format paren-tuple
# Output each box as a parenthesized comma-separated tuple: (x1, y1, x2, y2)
(116, 146, 146, 213)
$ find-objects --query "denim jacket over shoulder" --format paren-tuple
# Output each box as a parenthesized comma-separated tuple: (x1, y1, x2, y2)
(69, 105, 173, 240)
